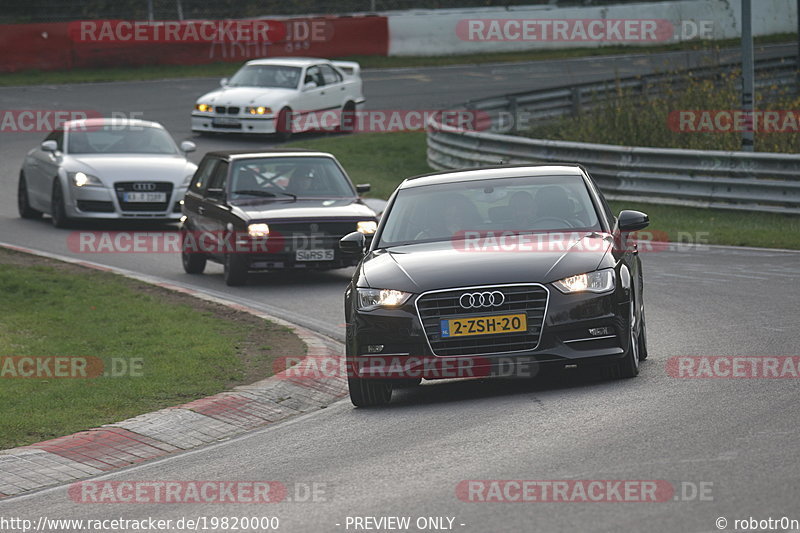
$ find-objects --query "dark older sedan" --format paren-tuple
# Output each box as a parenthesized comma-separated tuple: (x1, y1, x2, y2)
(340, 164, 650, 406)
(181, 149, 377, 286)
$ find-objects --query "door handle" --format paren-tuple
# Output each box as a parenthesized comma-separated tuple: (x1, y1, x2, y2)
(320, 91, 325, 95)
(197, 205, 205, 215)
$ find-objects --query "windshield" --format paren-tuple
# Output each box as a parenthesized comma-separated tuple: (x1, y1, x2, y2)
(227, 65, 302, 89)
(377, 175, 602, 248)
(229, 156, 355, 201)
(66, 126, 178, 155)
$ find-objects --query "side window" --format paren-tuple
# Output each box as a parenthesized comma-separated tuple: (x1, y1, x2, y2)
(305, 66, 324, 88)
(207, 161, 229, 194)
(45, 130, 64, 151)
(190, 158, 219, 194)
(320, 65, 342, 85)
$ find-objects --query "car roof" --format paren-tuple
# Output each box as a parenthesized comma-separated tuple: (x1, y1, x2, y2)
(399, 164, 587, 189)
(204, 149, 338, 160)
(243, 57, 329, 68)
(63, 118, 164, 131)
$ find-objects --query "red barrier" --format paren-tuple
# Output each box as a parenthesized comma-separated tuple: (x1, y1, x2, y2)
(0, 16, 388, 73)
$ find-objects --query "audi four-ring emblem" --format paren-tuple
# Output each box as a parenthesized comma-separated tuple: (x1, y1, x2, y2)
(459, 291, 505, 309)
(132, 182, 157, 191)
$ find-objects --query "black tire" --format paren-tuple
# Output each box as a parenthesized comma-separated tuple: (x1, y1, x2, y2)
(181, 232, 206, 274)
(50, 179, 71, 228)
(339, 102, 356, 133)
(274, 107, 293, 142)
(18, 173, 42, 219)
(348, 376, 392, 407)
(615, 300, 641, 379)
(223, 252, 248, 286)
(638, 307, 649, 361)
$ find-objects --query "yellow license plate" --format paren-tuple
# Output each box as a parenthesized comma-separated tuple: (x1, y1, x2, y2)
(441, 313, 527, 338)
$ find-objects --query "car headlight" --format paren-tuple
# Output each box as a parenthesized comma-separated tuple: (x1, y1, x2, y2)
(247, 223, 270, 238)
(195, 103, 213, 113)
(69, 171, 103, 188)
(246, 106, 272, 116)
(553, 268, 615, 294)
(357, 288, 412, 311)
(357, 220, 377, 234)
(181, 173, 195, 187)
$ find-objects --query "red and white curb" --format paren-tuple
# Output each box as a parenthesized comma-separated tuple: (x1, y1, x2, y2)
(0, 243, 347, 498)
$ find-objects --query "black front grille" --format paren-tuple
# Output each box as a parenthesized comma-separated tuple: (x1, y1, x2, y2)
(77, 200, 114, 213)
(268, 221, 360, 252)
(114, 182, 173, 212)
(416, 285, 548, 357)
(214, 106, 240, 115)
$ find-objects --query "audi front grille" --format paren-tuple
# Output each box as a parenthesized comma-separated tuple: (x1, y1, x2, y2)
(415, 284, 549, 357)
(114, 182, 173, 212)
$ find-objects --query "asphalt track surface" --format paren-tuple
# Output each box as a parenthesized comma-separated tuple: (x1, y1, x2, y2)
(1, 45, 799, 532)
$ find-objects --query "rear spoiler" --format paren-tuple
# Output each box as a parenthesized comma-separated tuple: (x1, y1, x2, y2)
(332, 61, 361, 77)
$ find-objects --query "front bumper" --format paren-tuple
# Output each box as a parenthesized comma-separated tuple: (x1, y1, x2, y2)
(347, 287, 630, 380)
(191, 114, 277, 134)
(64, 182, 186, 220)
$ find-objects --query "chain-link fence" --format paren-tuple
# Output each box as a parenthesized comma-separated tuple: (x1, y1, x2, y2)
(3, 0, 676, 24)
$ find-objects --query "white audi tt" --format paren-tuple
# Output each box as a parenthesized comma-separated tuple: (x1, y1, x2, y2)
(18, 118, 197, 227)
(191, 57, 365, 139)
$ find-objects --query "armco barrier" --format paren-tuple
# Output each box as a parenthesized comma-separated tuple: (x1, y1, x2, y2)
(0, 16, 388, 73)
(427, 49, 800, 215)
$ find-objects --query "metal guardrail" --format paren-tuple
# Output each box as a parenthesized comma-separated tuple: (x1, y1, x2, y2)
(427, 51, 800, 215)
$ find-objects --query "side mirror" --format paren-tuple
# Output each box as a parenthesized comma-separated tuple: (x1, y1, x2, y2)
(618, 210, 650, 232)
(356, 183, 371, 194)
(340, 231, 366, 256)
(303, 81, 318, 91)
(180, 141, 197, 153)
(41, 140, 58, 152)
(220, 78, 229, 87)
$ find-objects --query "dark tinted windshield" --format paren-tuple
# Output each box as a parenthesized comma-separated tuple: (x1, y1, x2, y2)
(228, 65, 301, 89)
(229, 156, 355, 200)
(67, 126, 178, 155)
(378, 175, 601, 247)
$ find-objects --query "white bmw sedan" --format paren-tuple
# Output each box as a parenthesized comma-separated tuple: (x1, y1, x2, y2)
(18, 118, 197, 227)
(191, 57, 365, 139)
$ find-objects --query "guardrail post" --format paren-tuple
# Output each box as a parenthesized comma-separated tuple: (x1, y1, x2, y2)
(507, 96, 518, 134)
(571, 87, 582, 116)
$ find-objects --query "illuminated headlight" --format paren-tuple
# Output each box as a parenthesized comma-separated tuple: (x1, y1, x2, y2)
(247, 223, 270, 238)
(553, 268, 615, 294)
(246, 106, 272, 115)
(69, 171, 103, 187)
(195, 103, 213, 113)
(357, 288, 412, 311)
(357, 221, 377, 234)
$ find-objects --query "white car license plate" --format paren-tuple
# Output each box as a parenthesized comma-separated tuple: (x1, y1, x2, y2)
(296, 249, 334, 261)
(213, 117, 241, 126)
(123, 192, 166, 202)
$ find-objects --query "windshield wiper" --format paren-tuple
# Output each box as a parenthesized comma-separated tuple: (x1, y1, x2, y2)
(232, 190, 297, 200)
(232, 190, 277, 197)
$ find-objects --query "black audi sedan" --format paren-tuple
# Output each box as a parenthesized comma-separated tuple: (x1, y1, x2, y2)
(340, 164, 650, 406)
(181, 149, 377, 286)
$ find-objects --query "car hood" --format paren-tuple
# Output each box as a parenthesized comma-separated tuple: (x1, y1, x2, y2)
(361, 232, 613, 293)
(64, 155, 196, 185)
(196, 87, 296, 106)
(232, 198, 376, 221)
